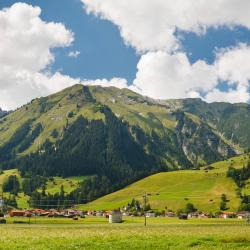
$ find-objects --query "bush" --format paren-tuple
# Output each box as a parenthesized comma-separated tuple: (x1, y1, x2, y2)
(0, 219, 6, 224)
(185, 203, 197, 213)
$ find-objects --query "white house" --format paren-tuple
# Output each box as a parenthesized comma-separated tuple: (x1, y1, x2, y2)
(146, 212, 155, 218)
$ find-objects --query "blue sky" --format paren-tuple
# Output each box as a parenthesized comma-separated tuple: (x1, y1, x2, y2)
(0, 0, 139, 82)
(1, 0, 249, 83)
(0, 1, 250, 109)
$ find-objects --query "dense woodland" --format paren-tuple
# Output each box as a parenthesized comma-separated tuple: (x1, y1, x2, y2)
(17, 107, 158, 183)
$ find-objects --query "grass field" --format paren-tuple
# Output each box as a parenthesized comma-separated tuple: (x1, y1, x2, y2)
(0, 217, 249, 250)
(79, 155, 250, 212)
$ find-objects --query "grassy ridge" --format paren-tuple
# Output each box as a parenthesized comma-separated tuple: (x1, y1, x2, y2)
(79, 155, 250, 212)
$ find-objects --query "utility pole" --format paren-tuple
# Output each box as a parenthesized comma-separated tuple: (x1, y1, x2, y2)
(143, 193, 147, 227)
(0, 189, 4, 214)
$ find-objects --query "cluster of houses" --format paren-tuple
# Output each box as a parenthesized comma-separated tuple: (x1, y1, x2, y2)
(147, 211, 250, 219)
(6, 209, 123, 223)
(9, 209, 84, 218)
(4, 209, 250, 223)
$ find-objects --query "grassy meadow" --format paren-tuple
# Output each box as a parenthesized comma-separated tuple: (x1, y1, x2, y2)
(0, 217, 249, 250)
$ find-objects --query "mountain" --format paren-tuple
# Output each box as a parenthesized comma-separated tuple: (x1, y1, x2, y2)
(171, 98, 250, 150)
(0, 84, 249, 201)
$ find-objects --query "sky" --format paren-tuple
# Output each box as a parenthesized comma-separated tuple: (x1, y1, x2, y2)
(0, 0, 250, 109)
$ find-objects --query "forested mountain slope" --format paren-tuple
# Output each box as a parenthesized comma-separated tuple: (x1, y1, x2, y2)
(0, 84, 248, 200)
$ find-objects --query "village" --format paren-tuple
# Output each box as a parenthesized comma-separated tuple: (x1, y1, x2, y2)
(1, 208, 249, 224)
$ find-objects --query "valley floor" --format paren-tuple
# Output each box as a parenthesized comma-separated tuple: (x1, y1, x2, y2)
(0, 217, 249, 250)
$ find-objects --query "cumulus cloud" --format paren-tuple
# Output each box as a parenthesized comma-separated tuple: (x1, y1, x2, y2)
(0, 3, 76, 109)
(83, 0, 250, 103)
(0, 72, 81, 110)
(82, 0, 250, 53)
(131, 51, 217, 100)
(216, 44, 250, 86)
(205, 86, 250, 103)
(130, 45, 250, 103)
(0, 3, 131, 110)
(205, 44, 250, 103)
(82, 78, 128, 89)
(1, 2, 250, 109)
(68, 50, 81, 58)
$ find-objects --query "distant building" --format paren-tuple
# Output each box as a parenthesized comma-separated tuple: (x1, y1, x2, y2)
(166, 212, 176, 217)
(237, 211, 250, 219)
(221, 212, 236, 219)
(9, 210, 25, 217)
(109, 210, 122, 223)
(146, 212, 155, 218)
(96, 211, 104, 217)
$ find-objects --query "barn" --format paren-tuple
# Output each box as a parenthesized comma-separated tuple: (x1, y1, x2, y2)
(9, 210, 25, 217)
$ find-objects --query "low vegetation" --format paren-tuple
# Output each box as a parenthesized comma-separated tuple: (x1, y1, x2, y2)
(0, 217, 249, 250)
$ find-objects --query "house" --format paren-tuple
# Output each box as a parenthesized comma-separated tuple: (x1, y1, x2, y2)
(9, 210, 25, 217)
(188, 213, 199, 218)
(237, 211, 250, 219)
(96, 211, 104, 217)
(221, 212, 236, 219)
(166, 212, 176, 217)
(146, 211, 155, 218)
(109, 210, 122, 223)
(198, 213, 209, 218)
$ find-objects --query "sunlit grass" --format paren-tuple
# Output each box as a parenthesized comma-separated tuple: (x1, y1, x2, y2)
(0, 217, 249, 250)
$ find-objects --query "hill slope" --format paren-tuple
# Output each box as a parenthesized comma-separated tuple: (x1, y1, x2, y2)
(175, 98, 250, 150)
(0, 85, 249, 204)
(0, 85, 242, 168)
(79, 155, 250, 212)
(0, 169, 86, 208)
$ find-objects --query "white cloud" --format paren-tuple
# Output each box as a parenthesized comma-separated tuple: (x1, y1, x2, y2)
(129, 45, 250, 103)
(131, 51, 217, 100)
(204, 43, 250, 103)
(68, 50, 81, 58)
(82, 0, 250, 103)
(216, 44, 250, 86)
(1, 2, 250, 109)
(205, 85, 250, 103)
(0, 3, 129, 110)
(0, 3, 75, 109)
(82, 78, 128, 89)
(0, 72, 81, 110)
(82, 0, 250, 52)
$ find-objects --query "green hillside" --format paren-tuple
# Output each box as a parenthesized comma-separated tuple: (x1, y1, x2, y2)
(0, 85, 243, 168)
(79, 155, 250, 212)
(0, 169, 86, 208)
(0, 85, 250, 208)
